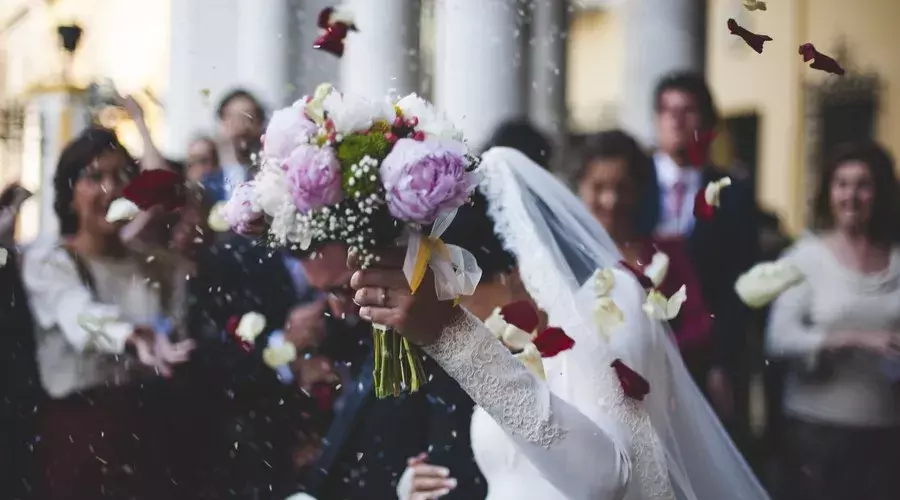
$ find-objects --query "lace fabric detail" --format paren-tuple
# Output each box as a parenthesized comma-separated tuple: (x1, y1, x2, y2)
(424, 310, 566, 447)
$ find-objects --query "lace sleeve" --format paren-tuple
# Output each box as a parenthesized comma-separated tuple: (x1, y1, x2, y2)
(424, 309, 632, 500)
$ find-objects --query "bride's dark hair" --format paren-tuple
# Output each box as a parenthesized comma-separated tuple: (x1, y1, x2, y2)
(441, 189, 516, 281)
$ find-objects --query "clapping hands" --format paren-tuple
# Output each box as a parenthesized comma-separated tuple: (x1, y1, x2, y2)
(128, 326, 195, 378)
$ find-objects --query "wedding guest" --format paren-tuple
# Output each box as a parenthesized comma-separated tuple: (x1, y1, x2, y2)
(297, 242, 486, 500)
(767, 142, 900, 500)
(216, 89, 266, 197)
(186, 135, 221, 183)
(636, 71, 760, 441)
(21, 127, 195, 500)
(576, 130, 712, 382)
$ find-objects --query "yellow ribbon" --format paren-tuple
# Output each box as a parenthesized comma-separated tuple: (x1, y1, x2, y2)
(409, 236, 452, 294)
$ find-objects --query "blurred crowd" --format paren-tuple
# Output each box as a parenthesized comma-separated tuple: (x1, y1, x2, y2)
(1, 70, 899, 500)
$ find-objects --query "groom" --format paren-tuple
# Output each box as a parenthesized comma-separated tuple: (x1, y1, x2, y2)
(297, 243, 487, 500)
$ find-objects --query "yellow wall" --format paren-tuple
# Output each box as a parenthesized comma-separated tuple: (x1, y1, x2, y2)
(567, 9, 624, 133)
(708, 0, 900, 233)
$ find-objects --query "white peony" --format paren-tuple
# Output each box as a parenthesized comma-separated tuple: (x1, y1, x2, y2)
(514, 343, 546, 380)
(644, 251, 670, 288)
(593, 268, 616, 297)
(323, 91, 396, 136)
(263, 101, 319, 162)
(735, 259, 803, 308)
(105, 198, 140, 223)
(395, 93, 464, 141)
(253, 165, 292, 217)
(594, 297, 625, 339)
(263, 342, 298, 368)
(236, 312, 267, 344)
(643, 285, 688, 320)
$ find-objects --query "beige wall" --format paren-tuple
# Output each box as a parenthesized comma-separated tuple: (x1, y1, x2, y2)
(567, 8, 624, 133)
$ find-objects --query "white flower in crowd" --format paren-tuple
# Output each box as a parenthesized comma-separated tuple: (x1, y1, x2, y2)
(704, 177, 732, 209)
(643, 285, 688, 321)
(105, 198, 140, 223)
(593, 268, 616, 297)
(395, 93, 464, 141)
(207, 201, 231, 233)
(323, 91, 395, 136)
(236, 312, 267, 344)
(253, 165, 292, 217)
(594, 297, 625, 339)
(0, 247, 8, 268)
(514, 343, 546, 380)
(735, 258, 804, 308)
(643, 251, 670, 288)
(484, 308, 534, 351)
(263, 342, 298, 368)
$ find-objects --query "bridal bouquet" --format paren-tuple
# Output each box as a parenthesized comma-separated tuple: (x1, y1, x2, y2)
(224, 83, 482, 398)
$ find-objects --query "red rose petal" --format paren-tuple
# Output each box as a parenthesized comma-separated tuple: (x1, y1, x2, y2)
(225, 315, 240, 336)
(727, 18, 773, 55)
(618, 260, 654, 289)
(692, 188, 715, 221)
(122, 169, 185, 211)
(313, 30, 346, 58)
(532, 327, 575, 358)
(499, 300, 540, 333)
(611, 359, 651, 402)
(799, 43, 845, 76)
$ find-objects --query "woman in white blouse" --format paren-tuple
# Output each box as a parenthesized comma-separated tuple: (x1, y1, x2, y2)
(767, 142, 900, 500)
(22, 127, 194, 500)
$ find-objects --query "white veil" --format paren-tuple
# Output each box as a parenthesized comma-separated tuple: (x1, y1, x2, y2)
(478, 147, 770, 500)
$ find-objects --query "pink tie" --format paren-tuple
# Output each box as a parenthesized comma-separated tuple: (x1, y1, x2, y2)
(671, 180, 687, 221)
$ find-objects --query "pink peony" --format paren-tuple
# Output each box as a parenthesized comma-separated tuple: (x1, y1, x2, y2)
(380, 138, 474, 224)
(284, 145, 344, 212)
(224, 182, 264, 235)
(263, 102, 319, 161)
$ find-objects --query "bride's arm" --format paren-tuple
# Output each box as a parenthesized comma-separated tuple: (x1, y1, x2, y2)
(423, 308, 632, 500)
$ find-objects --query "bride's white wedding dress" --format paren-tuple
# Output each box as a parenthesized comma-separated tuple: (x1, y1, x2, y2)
(398, 147, 770, 500)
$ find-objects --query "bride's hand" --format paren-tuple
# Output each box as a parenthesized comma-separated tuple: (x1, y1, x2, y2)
(349, 249, 460, 346)
(396, 453, 457, 500)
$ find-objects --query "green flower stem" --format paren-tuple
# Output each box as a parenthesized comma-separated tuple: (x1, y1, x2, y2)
(371, 324, 427, 399)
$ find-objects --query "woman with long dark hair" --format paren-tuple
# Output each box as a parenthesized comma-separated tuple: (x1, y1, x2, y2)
(767, 141, 900, 500)
(22, 127, 195, 499)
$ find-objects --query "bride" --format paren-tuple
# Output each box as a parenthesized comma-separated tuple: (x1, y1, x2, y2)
(350, 147, 769, 499)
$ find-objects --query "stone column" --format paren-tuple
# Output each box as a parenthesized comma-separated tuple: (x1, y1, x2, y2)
(294, 0, 341, 97)
(434, 0, 526, 149)
(236, 0, 293, 108)
(620, 0, 703, 146)
(340, 0, 419, 101)
(528, 0, 569, 142)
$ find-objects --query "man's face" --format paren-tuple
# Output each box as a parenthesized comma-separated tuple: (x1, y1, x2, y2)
(219, 96, 263, 154)
(300, 243, 359, 322)
(654, 89, 703, 155)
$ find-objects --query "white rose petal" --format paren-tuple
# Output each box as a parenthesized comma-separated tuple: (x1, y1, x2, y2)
(514, 343, 546, 380)
(263, 342, 298, 368)
(643, 285, 687, 320)
(484, 308, 533, 351)
(396, 93, 464, 141)
(105, 198, 140, 223)
(0, 247, 7, 268)
(593, 268, 616, 297)
(644, 251, 670, 288)
(594, 296, 625, 338)
(705, 177, 732, 208)
(735, 259, 804, 308)
(236, 312, 267, 343)
(285, 494, 317, 500)
(329, 4, 355, 25)
(305, 83, 334, 125)
(484, 308, 507, 339)
(207, 202, 231, 232)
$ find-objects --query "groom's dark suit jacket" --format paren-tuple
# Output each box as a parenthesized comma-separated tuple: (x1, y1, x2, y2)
(304, 320, 487, 500)
(637, 163, 760, 377)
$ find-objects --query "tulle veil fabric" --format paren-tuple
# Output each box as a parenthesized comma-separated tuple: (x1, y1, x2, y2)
(478, 147, 770, 500)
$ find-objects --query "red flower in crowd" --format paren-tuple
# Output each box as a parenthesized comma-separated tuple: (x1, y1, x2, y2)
(121, 169, 185, 211)
(693, 189, 715, 221)
(798, 43, 846, 76)
(500, 300, 541, 334)
(727, 19, 773, 54)
(618, 260, 654, 290)
(313, 6, 358, 58)
(685, 129, 716, 166)
(611, 359, 651, 402)
(225, 315, 253, 353)
(532, 327, 575, 358)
